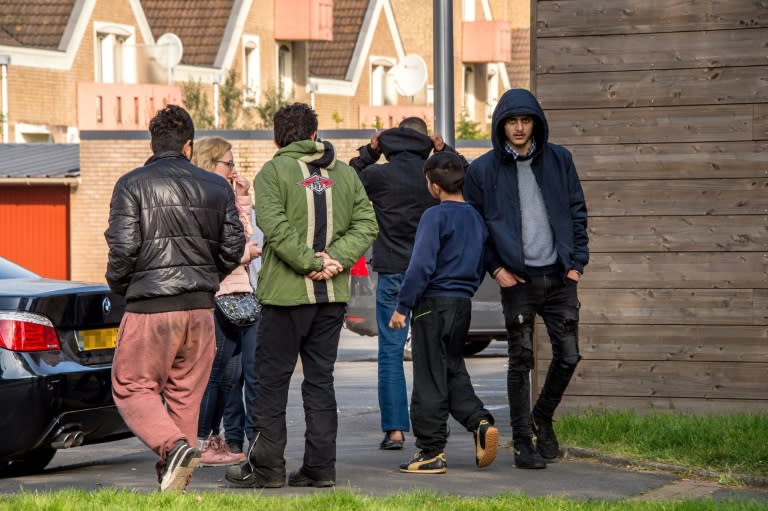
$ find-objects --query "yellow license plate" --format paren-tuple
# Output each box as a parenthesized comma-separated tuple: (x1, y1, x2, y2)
(76, 327, 118, 351)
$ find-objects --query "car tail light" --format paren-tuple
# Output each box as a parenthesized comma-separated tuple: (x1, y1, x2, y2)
(350, 256, 369, 277)
(0, 312, 61, 351)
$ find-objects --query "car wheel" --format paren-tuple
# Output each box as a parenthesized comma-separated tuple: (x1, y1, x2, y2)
(463, 339, 491, 357)
(0, 448, 56, 477)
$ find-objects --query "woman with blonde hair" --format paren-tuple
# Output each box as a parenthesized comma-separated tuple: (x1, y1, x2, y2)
(192, 136, 261, 466)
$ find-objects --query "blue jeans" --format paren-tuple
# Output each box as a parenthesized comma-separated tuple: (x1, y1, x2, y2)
(376, 273, 410, 433)
(197, 307, 243, 439)
(223, 314, 260, 449)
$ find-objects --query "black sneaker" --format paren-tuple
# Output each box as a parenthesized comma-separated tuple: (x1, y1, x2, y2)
(474, 419, 498, 468)
(513, 438, 547, 469)
(159, 441, 201, 492)
(399, 451, 447, 474)
(288, 468, 336, 488)
(225, 461, 284, 488)
(532, 413, 560, 460)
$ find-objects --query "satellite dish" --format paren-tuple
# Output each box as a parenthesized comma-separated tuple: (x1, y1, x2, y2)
(156, 33, 184, 68)
(393, 54, 427, 96)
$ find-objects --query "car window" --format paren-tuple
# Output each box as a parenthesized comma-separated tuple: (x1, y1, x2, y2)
(0, 257, 38, 279)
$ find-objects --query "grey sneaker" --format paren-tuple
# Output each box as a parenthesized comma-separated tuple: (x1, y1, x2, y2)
(159, 441, 201, 492)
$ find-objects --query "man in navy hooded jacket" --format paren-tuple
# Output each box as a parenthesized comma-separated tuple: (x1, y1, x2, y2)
(464, 88, 589, 470)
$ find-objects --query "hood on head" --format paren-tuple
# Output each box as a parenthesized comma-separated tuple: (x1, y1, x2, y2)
(378, 127, 434, 160)
(491, 88, 548, 156)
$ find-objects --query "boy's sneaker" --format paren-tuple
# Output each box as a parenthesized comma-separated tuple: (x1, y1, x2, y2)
(399, 451, 448, 474)
(288, 468, 336, 488)
(513, 437, 547, 470)
(159, 440, 201, 491)
(474, 419, 498, 468)
(532, 412, 560, 459)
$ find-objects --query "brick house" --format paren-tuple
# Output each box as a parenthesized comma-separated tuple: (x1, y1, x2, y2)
(0, 0, 528, 276)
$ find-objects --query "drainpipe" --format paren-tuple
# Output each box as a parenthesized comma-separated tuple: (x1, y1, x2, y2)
(213, 74, 220, 129)
(0, 55, 10, 143)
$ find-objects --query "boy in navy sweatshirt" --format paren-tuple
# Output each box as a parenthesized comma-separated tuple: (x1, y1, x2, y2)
(389, 152, 498, 474)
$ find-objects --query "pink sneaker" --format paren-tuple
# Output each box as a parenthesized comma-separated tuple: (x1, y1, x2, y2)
(199, 436, 243, 466)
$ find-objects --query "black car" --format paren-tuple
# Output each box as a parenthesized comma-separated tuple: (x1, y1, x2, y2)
(0, 257, 132, 476)
(345, 254, 506, 356)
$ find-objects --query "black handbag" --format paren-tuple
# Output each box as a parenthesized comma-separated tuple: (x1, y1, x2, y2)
(214, 292, 260, 327)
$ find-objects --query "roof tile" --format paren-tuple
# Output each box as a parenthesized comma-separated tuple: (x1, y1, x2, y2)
(140, 0, 235, 67)
(308, 0, 368, 80)
(0, 0, 75, 50)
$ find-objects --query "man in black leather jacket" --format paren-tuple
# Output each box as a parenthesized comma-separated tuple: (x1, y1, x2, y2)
(105, 105, 245, 491)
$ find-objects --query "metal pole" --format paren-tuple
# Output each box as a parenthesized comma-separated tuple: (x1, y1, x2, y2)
(433, 0, 455, 146)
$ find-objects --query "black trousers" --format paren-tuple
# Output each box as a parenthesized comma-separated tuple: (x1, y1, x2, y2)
(248, 302, 345, 482)
(410, 296, 493, 457)
(501, 273, 581, 442)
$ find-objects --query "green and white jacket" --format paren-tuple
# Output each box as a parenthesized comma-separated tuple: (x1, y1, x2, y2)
(254, 139, 378, 306)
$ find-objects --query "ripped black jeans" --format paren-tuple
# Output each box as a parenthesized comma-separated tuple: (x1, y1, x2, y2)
(501, 272, 581, 442)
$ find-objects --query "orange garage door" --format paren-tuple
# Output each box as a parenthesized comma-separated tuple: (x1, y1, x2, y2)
(0, 185, 70, 279)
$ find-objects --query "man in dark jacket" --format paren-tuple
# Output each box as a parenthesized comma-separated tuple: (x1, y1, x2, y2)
(349, 117, 462, 450)
(105, 105, 245, 491)
(465, 89, 589, 470)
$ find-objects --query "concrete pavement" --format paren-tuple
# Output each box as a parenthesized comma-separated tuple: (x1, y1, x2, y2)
(1, 331, 766, 503)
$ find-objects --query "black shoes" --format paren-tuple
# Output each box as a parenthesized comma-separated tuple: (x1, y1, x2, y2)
(474, 419, 499, 468)
(513, 437, 547, 469)
(224, 461, 284, 488)
(379, 431, 405, 450)
(159, 440, 201, 492)
(288, 468, 336, 488)
(399, 451, 448, 474)
(532, 412, 560, 460)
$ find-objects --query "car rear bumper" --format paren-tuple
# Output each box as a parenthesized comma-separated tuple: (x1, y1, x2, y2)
(0, 351, 131, 460)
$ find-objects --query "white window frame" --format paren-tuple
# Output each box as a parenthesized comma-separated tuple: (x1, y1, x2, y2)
(463, 64, 476, 120)
(93, 22, 136, 84)
(486, 64, 500, 122)
(370, 57, 397, 106)
(277, 43, 293, 100)
(463, 0, 476, 21)
(243, 35, 261, 106)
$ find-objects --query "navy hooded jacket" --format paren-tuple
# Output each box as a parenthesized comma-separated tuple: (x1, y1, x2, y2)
(464, 88, 589, 277)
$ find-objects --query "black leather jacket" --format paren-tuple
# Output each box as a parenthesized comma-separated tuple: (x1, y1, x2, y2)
(105, 151, 245, 313)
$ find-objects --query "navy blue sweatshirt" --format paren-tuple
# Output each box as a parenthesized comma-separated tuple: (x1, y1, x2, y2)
(396, 201, 488, 315)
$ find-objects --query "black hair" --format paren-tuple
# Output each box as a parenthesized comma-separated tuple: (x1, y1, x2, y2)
(149, 104, 194, 154)
(398, 116, 428, 135)
(423, 152, 465, 194)
(273, 103, 318, 147)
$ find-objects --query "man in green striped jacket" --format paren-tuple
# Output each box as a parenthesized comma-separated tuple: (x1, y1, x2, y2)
(226, 103, 377, 490)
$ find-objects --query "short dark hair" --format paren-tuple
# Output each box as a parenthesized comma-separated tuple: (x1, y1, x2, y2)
(398, 116, 428, 135)
(149, 104, 194, 154)
(273, 103, 318, 147)
(423, 152, 465, 194)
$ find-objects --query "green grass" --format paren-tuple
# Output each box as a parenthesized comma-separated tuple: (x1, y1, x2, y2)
(0, 490, 765, 511)
(557, 411, 768, 478)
